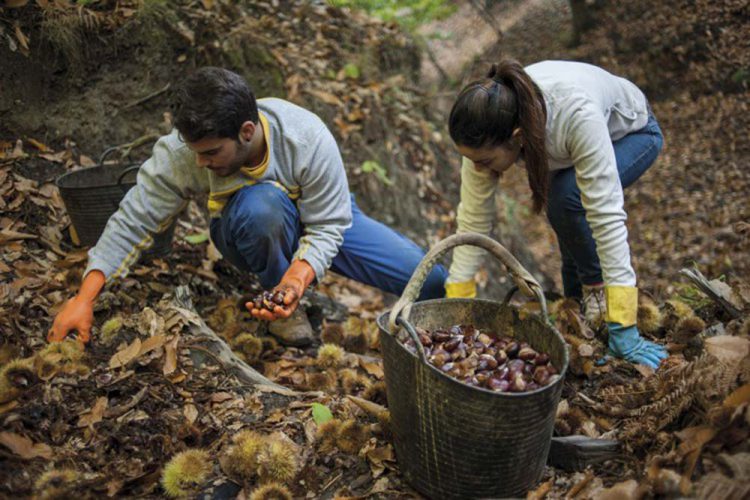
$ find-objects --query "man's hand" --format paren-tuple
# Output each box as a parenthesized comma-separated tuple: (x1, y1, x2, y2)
(247, 260, 315, 321)
(47, 270, 105, 344)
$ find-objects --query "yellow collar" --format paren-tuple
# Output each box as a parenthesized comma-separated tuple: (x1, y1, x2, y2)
(240, 112, 271, 178)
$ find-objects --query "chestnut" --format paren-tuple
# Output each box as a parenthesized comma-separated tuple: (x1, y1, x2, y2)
(510, 374, 527, 392)
(487, 377, 510, 392)
(444, 337, 461, 352)
(533, 366, 550, 385)
(534, 353, 550, 366)
(433, 330, 451, 343)
(478, 354, 498, 371)
(518, 347, 538, 361)
(495, 349, 508, 365)
(505, 341, 520, 358)
(477, 333, 493, 346)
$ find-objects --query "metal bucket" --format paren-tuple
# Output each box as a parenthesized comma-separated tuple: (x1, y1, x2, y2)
(377, 233, 569, 499)
(55, 148, 175, 256)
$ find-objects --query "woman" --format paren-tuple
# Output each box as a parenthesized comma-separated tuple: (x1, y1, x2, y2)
(444, 59, 667, 369)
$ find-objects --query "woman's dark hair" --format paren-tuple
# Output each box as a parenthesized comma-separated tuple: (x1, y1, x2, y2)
(172, 67, 259, 143)
(449, 59, 549, 213)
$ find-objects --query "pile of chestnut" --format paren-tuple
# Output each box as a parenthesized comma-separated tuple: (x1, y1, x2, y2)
(251, 290, 288, 312)
(401, 324, 559, 393)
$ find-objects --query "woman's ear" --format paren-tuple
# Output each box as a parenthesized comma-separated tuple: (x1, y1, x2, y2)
(511, 127, 523, 147)
(238, 121, 256, 143)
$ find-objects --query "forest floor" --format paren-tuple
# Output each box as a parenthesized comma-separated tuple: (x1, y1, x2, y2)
(1, 0, 749, 499)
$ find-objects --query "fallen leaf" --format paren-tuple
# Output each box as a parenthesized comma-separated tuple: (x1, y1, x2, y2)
(77, 396, 109, 428)
(0, 432, 52, 459)
(705, 336, 750, 366)
(306, 88, 343, 106)
(184, 403, 198, 424)
(109, 338, 142, 369)
(139, 334, 167, 356)
(163, 335, 179, 375)
(359, 359, 384, 378)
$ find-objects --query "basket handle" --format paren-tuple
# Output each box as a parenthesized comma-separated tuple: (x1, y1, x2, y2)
(116, 165, 141, 186)
(388, 232, 548, 331)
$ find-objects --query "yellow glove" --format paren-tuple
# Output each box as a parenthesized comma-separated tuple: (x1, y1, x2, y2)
(445, 280, 477, 298)
(604, 285, 638, 327)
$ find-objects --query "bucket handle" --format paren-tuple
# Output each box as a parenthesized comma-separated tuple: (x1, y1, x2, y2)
(388, 232, 548, 331)
(98, 146, 141, 189)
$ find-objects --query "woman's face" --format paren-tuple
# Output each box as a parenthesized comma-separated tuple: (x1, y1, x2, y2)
(456, 139, 522, 176)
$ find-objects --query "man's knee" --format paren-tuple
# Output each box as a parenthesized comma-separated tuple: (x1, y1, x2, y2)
(227, 184, 289, 238)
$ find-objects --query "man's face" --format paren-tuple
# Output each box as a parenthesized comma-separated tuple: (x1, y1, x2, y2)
(186, 136, 249, 177)
(456, 140, 522, 176)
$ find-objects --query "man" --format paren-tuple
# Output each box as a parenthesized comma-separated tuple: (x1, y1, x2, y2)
(49, 67, 447, 346)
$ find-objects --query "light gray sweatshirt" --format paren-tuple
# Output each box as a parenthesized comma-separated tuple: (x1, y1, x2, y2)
(448, 60, 650, 288)
(85, 98, 353, 283)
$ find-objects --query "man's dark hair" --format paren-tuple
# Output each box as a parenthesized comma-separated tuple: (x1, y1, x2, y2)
(172, 67, 258, 143)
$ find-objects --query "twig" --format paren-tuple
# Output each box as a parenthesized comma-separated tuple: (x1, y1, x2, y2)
(123, 82, 171, 110)
(565, 470, 594, 498)
(467, 0, 504, 38)
(117, 133, 160, 160)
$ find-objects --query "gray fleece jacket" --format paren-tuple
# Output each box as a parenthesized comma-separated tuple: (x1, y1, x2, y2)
(85, 98, 353, 283)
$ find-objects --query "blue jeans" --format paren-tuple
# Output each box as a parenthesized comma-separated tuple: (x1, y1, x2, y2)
(546, 113, 663, 298)
(210, 183, 447, 301)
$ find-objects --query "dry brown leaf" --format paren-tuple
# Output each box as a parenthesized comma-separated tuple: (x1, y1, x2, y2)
(0, 432, 52, 459)
(163, 335, 179, 375)
(139, 334, 167, 357)
(723, 383, 750, 408)
(109, 338, 142, 369)
(77, 396, 109, 428)
(676, 426, 717, 486)
(184, 403, 198, 424)
(592, 479, 642, 500)
(359, 359, 384, 378)
(0, 228, 37, 244)
(306, 88, 343, 106)
(705, 336, 750, 366)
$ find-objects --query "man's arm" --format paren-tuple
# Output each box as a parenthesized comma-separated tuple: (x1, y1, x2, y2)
(292, 126, 353, 281)
(249, 125, 352, 321)
(50, 132, 197, 342)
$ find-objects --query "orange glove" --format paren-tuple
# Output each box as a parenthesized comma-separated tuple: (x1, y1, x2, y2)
(247, 259, 315, 321)
(48, 270, 105, 344)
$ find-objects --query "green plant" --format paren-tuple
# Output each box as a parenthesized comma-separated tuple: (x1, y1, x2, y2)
(361, 160, 393, 186)
(327, 0, 456, 32)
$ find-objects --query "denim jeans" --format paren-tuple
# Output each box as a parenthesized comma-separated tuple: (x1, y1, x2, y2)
(546, 113, 664, 298)
(210, 182, 447, 301)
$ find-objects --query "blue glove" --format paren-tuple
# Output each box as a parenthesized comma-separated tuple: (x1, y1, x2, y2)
(607, 323, 668, 369)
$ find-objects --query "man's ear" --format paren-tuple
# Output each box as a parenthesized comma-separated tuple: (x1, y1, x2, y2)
(238, 121, 256, 143)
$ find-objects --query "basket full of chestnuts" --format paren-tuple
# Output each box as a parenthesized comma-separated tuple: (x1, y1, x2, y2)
(378, 233, 569, 499)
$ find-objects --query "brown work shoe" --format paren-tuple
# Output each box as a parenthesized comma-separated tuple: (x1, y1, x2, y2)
(268, 308, 315, 347)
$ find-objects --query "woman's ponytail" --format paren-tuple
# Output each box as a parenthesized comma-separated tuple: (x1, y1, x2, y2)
(449, 58, 549, 213)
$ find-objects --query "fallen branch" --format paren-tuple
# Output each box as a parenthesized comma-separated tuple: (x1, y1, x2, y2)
(169, 286, 293, 395)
